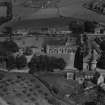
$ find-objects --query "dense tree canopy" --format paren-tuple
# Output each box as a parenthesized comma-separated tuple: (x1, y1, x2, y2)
(84, 21, 97, 33)
(69, 21, 84, 34)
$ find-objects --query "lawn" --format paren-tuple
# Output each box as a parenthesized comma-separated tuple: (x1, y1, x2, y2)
(36, 71, 97, 105)
(0, 71, 70, 105)
(0, 70, 101, 105)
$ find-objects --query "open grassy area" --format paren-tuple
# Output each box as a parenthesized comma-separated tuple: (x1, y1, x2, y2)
(0, 71, 71, 105)
(36, 71, 97, 104)
(0, 70, 104, 105)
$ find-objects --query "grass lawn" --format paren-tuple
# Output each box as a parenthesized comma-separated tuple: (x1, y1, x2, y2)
(37, 71, 98, 104)
(0, 70, 101, 105)
(0, 71, 71, 105)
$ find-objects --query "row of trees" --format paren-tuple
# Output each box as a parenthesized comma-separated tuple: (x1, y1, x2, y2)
(28, 55, 66, 73)
(69, 21, 97, 34)
(6, 54, 66, 72)
(0, 40, 66, 72)
(87, 0, 105, 14)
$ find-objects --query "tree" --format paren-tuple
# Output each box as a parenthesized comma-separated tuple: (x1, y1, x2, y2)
(84, 21, 97, 33)
(69, 21, 84, 34)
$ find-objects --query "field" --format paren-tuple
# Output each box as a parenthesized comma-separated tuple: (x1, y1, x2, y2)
(0, 70, 99, 105)
(36, 72, 98, 104)
(0, 71, 75, 105)
(2, 0, 105, 30)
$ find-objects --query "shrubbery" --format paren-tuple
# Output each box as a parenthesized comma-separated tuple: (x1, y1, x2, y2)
(2, 40, 19, 53)
(97, 40, 105, 69)
(23, 47, 33, 56)
(0, 40, 19, 57)
(16, 55, 27, 69)
(6, 55, 27, 70)
(28, 55, 66, 74)
(97, 52, 105, 69)
(6, 55, 16, 70)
